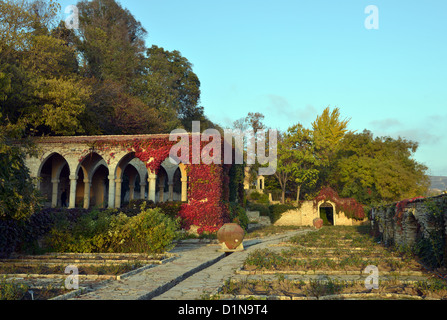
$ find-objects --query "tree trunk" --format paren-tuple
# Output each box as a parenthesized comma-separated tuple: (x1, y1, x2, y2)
(296, 185, 301, 205)
(281, 189, 285, 204)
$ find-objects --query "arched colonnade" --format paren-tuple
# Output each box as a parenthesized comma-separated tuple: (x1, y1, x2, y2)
(26, 137, 188, 209)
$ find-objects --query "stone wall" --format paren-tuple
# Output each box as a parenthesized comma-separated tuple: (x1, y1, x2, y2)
(372, 194, 447, 254)
(273, 201, 359, 227)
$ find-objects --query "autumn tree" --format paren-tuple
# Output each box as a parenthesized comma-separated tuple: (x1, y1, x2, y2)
(311, 106, 351, 190)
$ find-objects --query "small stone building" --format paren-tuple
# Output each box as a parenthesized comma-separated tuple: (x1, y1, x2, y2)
(274, 200, 363, 227)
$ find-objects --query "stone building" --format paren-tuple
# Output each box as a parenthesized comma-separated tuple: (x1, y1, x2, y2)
(274, 200, 362, 227)
(25, 135, 189, 209)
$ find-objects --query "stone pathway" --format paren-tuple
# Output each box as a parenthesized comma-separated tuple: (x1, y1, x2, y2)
(69, 227, 438, 300)
(72, 230, 310, 300)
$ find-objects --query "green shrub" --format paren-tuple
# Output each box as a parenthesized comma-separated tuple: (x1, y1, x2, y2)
(157, 202, 183, 219)
(123, 200, 182, 219)
(124, 206, 179, 253)
(248, 191, 269, 204)
(0, 277, 29, 300)
(268, 204, 297, 224)
(229, 202, 249, 231)
(44, 205, 179, 254)
(247, 202, 270, 217)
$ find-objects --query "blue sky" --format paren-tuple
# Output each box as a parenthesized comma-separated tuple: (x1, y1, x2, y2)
(59, 0, 447, 176)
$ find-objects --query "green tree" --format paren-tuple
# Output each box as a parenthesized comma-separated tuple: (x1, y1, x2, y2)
(136, 45, 205, 132)
(76, 0, 147, 88)
(334, 130, 429, 205)
(0, 120, 40, 221)
(312, 107, 351, 149)
(80, 78, 165, 135)
(0, 0, 91, 136)
(275, 124, 319, 204)
(312, 106, 351, 189)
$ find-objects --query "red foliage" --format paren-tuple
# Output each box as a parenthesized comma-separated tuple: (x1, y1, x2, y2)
(89, 136, 231, 233)
(178, 164, 230, 234)
(314, 187, 366, 221)
(395, 197, 424, 228)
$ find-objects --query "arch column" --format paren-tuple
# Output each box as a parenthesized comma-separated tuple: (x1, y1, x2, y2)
(115, 178, 122, 208)
(159, 182, 164, 202)
(140, 181, 146, 200)
(83, 179, 91, 209)
(68, 175, 77, 209)
(128, 174, 137, 201)
(51, 179, 60, 208)
(148, 174, 157, 202)
(168, 182, 174, 201)
(108, 174, 116, 209)
(181, 177, 188, 202)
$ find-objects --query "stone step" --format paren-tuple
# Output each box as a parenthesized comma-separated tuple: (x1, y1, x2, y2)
(246, 211, 261, 221)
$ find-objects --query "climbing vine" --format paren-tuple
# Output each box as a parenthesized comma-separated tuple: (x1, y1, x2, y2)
(76, 136, 236, 234)
(313, 187, 366, 221)
(179, 163, 230, 234)
(394, 197, 424, 229)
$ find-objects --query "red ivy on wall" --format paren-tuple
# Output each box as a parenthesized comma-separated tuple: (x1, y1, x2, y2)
(87, 136, 232, 233)
(179, 163, 230, 234)
(395, 197, 424, 229)
(313, 187, 366, 221)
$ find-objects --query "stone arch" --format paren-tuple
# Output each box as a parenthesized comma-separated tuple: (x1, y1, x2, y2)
(121, 163, 140, 204)
(318, 201, 336, 226)
(159, 158, 188, 202)
(90, 164, 109, 208)
(37, 152, 70, 208)
(76, 152, 109, 209)
(156, 165, 168, 203)
(111, 153, 155, 207)
(172, 167, 183, 201)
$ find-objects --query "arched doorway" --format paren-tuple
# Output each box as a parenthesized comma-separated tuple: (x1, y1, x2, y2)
(37, 153, 70, 208)
(172, 167, 182, 201)
(156, 166, 168, 203)
(121, 164, 139, 205)
(90, 165, 109, 208)
(77, 153, 108, 209)
(320, 202, 335, 226)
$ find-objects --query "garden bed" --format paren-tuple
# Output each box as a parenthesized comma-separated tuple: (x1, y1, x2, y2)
(0, 252, 176, 300)
(217, 277, 447, 300)
(223, 226, 447, 300)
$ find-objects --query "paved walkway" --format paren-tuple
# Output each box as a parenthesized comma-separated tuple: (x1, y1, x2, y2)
(73, 230, 309, 300)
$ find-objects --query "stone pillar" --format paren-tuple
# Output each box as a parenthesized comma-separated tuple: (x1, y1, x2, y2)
(140, 182, 146, 200)
(181, 177, 188, 202)
(108, 174, 115, 209)
(68, 175, 77, 209)
(83, 179, 91, 209)
(168, 182, 174, 201)
(129, 175, 136, 201)
(159, 182, 164, 203)
(51, 179, 59, 208)
(115, 178, 122, 208)
(148, 174, 157, 202)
